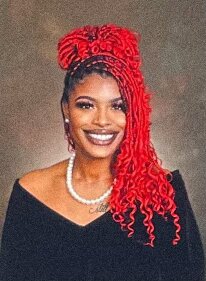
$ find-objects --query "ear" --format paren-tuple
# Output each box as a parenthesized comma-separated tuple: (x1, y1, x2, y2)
(61, 101, 69, 120)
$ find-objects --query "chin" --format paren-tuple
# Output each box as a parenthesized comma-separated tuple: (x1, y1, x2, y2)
(84, 147, 117, 160)
(76, 141, 119, 160)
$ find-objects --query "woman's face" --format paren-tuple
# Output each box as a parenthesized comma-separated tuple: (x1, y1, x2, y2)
(63, 73, 126, 159)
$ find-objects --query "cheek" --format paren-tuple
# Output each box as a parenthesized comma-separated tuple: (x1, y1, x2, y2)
(69, 111, 92, 129)
(117, 115, 126, 129)
(69, 108, 126, 130)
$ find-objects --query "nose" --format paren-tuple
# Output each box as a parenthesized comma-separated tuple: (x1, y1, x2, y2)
(93, 107, 112, 127)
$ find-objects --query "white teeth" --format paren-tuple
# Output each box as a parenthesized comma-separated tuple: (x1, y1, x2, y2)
(88, 133, 114, 140)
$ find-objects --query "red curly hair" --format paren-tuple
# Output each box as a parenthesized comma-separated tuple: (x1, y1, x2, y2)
(57, 23, 181, 247)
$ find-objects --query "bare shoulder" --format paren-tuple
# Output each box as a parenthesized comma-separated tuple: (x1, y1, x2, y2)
(19, 159, 69, 195)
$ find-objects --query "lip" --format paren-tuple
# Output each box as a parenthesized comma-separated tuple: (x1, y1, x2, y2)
(84, 131, 118, 146)
(84, 129, 118, 135)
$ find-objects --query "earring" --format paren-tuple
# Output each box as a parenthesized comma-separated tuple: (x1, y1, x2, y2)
(64, 118, 70, 140)
(64, 118, 75, 153)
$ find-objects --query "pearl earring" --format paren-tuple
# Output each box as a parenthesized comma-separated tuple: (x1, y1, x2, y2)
(65, 118, 69, 123)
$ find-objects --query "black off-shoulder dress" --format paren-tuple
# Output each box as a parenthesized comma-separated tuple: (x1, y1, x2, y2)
(0, 170, 204, 281)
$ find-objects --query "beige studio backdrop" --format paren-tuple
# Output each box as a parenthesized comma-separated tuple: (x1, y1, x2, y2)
(0, 0, 206, 261)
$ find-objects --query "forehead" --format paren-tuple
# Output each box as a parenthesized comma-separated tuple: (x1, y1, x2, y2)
(71, 73, 122, 101)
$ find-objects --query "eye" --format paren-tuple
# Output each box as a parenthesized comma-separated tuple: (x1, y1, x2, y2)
(112, 102, 127, 112)
(75, 102, 94, 109)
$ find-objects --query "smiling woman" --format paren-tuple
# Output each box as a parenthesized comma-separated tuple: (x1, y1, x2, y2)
(0, 24, 204, 281)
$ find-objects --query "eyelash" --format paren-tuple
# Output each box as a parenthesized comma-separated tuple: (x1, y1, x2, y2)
(75, 102, 126, 112)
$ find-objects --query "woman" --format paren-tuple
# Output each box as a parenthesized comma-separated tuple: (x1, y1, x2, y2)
(0, 24, 204, 281)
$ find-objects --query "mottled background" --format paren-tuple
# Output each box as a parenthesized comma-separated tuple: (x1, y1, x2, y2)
(0, 0, 205, 265)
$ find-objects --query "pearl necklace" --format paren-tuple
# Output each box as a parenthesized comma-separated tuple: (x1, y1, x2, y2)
(66, 153, 115, 205)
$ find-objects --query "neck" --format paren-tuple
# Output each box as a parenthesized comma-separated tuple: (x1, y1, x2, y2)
(72, 151, 114, 184)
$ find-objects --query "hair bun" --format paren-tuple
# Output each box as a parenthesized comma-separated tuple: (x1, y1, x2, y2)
(57, 23, 141, 71)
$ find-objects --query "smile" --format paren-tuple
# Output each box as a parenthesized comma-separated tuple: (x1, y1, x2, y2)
(88, 133, 114, 140)
(84, 131, 118, 146)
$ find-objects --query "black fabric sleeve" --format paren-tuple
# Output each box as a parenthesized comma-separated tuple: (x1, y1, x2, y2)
(0, 182, 37, 281)
(155, 170, 205, 281)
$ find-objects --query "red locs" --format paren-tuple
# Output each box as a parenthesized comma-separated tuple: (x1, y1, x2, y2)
(58, 24, 140, 71)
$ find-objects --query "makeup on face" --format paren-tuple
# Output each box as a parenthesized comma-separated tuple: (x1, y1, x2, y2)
(72, 96, 125, 146)
(64, 74, 126, 158)
(74, 96, 127, 113)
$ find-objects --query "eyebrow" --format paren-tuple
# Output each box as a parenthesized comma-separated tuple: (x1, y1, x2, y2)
(75, 96, 123, 103)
